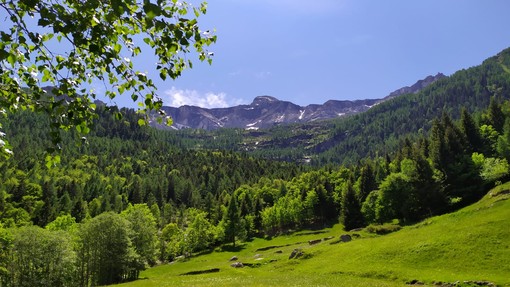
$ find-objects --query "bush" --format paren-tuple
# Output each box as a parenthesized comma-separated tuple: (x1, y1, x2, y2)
(366, 223, 402, 235)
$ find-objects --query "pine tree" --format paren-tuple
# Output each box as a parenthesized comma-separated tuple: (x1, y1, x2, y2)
(430, 113, 467, 171)
(223, 196, 241, 247)
(429, 118, 446, 170)
(341, 181, 365, 231)
(358, 164, 377, 203)
(460, 107, 482, 152)
(488, 96, 505, 133)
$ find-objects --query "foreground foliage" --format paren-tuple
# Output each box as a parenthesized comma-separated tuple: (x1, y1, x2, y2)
(0, 0, 216, 158)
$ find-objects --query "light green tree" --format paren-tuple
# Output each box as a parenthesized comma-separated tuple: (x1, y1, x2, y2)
(0, 224, 13, 286)
(303, 190, 318, 224)
(472, 153, 510, 183)
(121, 204, 158, 266)
(45, 213, 77, 232)
(161, 222, 184, 261)
(185, 208, 215, 252)
(77, 212, 137, 286)
(7, 226, 77, 287)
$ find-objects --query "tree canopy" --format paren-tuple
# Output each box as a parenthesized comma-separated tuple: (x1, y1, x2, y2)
(0, 0, 216, 158)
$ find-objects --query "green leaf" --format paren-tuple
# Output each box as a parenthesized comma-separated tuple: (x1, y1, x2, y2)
(144, 3, 162, 20)
(42, 69, 52, 82)
(45, 154, 61, 169)
(114, 43, 122, 53)
(168, 42, 178, 53)
(7, 54, 16, 66)
(81, 125, 90, 134)
(91, 15, 100, 27)
(166, 116, 173, 126)
(138, 118, 146, 126)
(160, 71, 167, 81)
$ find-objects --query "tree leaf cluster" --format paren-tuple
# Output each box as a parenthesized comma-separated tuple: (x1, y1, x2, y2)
(0, 0, 216, 157)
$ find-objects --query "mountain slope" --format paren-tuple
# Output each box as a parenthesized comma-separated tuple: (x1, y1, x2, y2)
(155, 74, 445, 131)
(155, 48, 510, 165)
(385, 72, 446, 99)
(315, 47, 510, 164)
(119, 183, 510, 287)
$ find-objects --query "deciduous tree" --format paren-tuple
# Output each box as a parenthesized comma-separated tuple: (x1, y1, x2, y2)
(121, 204, 158, 266)
(77, 212, 137, 285)
(0, 0, 216, 158)
(7, 226, 77, 287)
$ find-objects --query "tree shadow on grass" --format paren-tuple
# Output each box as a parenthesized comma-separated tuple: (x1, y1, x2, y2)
(218, 243, 246, 253)
(194, 248, 215, 256)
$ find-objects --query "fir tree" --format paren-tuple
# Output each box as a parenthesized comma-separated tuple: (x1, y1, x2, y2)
(358, 164, 377, 203)
(223, 196, 241, 247)
(341, 181, 365, 231)
(460, 107, 482, 152)
(488, 96, 505, 133)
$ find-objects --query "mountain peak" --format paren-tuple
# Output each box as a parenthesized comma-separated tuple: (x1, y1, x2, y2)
(251, 96, 279, 106)
(153, 74, 446, 131)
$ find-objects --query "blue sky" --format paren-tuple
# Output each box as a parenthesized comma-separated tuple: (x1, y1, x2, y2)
(63, 1, 510, 108)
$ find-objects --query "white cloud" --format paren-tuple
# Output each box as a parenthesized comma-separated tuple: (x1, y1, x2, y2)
(164, 87, 244, 108)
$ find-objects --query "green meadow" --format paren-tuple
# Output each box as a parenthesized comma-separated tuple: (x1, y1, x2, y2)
(117, 183, 510, 287)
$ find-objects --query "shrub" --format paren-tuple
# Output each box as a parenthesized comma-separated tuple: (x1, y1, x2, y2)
(366, 223, 402, 235)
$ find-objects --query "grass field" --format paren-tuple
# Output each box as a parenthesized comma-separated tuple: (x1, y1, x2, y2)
(116, 183, 510, 287)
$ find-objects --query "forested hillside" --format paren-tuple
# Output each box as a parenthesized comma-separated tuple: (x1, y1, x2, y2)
(1, 49, 510, 286)
(172, 48, 510, 164)
(2, 96, 510, 285)
(316, 47, 510, 164)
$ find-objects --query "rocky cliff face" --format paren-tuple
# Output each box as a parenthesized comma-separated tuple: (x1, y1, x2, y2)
(153, 74, 446, 131)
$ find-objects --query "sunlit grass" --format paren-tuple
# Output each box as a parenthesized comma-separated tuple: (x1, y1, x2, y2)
(117, 183, 510, 287)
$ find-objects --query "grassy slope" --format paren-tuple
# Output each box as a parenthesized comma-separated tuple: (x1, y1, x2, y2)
(117, 184, 510, 287)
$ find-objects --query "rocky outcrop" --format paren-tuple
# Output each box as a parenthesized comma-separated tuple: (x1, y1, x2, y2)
(289, 249, 304, 259)
(340, 234, 352, 242)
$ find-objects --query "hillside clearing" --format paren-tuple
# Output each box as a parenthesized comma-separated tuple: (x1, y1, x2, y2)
(116, 183, 510, 287)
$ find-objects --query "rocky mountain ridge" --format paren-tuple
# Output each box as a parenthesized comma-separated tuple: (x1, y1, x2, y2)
(385, 73, 446, 99)
(154, 73, 446, 131)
